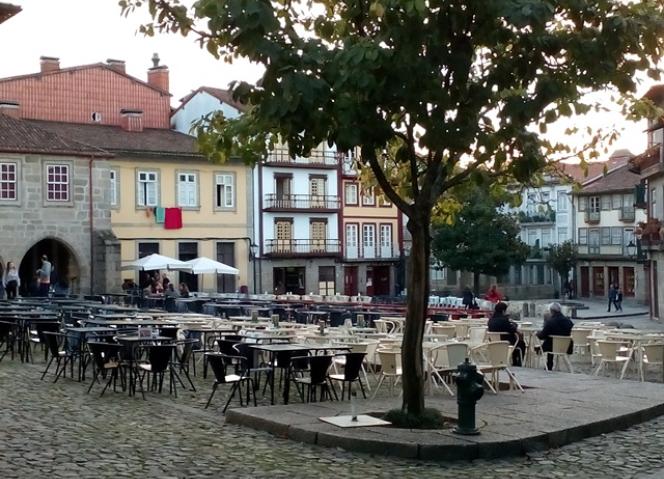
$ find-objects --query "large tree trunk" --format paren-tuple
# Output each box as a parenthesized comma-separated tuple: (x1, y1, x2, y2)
(402, 211, 431, 416)
(473, 271, 480, 296)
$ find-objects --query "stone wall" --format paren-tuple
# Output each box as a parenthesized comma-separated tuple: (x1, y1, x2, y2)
(0, 153, 117, 295)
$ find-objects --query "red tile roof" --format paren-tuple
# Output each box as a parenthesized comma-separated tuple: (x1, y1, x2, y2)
(0, 113, 109, 157)
(0, 3, 20, 24)
(578, 163, 641, 194)
(554, 149, 632, 184)
(25, 119, 204, 160)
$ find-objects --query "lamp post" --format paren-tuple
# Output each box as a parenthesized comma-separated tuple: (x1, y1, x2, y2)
(250, 243, 259, 294)
(626, 240, 637, 259)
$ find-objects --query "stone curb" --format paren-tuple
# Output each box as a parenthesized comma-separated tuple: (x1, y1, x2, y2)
(225, 392, 664, 461)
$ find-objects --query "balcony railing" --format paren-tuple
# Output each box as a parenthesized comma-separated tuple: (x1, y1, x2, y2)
(585, 211, 600, 223)
(264, 239, 342, 256)
(518, 209, 556, 223)
(265, 149, 339, 167)
(345, 245, 397, 260)
(619, 207, 635, 222)
(264, 194, 340, 211)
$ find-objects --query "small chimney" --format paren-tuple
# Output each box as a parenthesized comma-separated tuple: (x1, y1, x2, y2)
(106, 59, 126, 74)
(0, 100, 20, 118)
(120, 109, 143, 132)
(40, 56, 60, 73)
(147, 53, 169, 93)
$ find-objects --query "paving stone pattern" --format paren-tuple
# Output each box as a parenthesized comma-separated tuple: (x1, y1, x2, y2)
(2, 354, 664, 478)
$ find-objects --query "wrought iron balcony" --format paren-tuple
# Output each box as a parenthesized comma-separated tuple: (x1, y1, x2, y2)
(264, 148, 339, 168)
(619, 207, 635, 222)
(263, 194, 340, 211)
(264, 239, 342, 257)
(584, 211, 600, 224)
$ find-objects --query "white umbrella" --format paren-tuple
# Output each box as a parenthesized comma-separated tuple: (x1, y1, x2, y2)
(172, 256, 239, 275)
(121, 253, 192, 271)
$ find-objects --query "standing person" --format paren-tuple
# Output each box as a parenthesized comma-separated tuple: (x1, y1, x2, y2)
(607, 284, 617, 312)
(3, 261, 20, 299)
(536, 302, 574, 371)
(614, 285, 623, 312)
(36, 254, 52, 297)
(461, 286, 475, 310)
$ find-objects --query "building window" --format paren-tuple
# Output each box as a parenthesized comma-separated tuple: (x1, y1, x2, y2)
(318, 266, 335, 296)
(345, 224, 359, 258)
(310, 219, 327, 252)
(380, 224, 392, 257)
(109, 169, 118, 207)
(309, 176, 327, 207)
(579, 196, 587, 212)
(541, 230, 552, 247)
(137, 242, 160, 288)
(137, 170, 158, 207)
(578, 228, 588, 245)
(216, 242, 236, 293)
(0, 162, 17, 201)
(215, 173, 235, 209)
(600, 227, 611, 245)
(589, 196, 600, 213)
(344, 183, 358, 205)
(527, 229, 538, 246)
(275, 218, 293, 252)
(177, 172, 198, 208)
(556, 192, 568, 212)
(361, 187, 375, 206)
(611, 227, 622, 245)
(600, 195, 611, 210)
(557, 227, 568, 243)
(362, 224, 376, 258)
(46, 164, 69, 202)
(588, 229, 600, 254)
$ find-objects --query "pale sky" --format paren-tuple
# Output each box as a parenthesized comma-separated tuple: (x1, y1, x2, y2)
(0, 0, 656, 157)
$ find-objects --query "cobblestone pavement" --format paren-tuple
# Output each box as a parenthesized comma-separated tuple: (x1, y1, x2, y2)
(2, 353, 664, 479)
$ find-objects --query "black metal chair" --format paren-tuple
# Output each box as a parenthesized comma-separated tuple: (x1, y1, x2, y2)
(205, 353, 256, 412)
(40, 331, 75, 382)
(135, 344, 180, 400)
(86, 342, 124, 396)
(291, 355, 335, 403)
(329, 352, 367, 399)
(0, 321, 18, 362)
(174, 339, 197, 391)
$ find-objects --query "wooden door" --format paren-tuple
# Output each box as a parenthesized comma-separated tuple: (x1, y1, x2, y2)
(580, 266, 589, 297)
(623, 267, 635, 297)
(310, 220, 327, 252)
(373, 265, 390, 296)
(344, 266, 358, 296)
(592, 267, 605, 297)
(275, 220, 292, 252)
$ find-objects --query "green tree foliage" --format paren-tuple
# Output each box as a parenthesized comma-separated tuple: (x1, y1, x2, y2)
(432, 187, 529, 295)
(121, 0, 664, 416)
(546, 240, 579, 287)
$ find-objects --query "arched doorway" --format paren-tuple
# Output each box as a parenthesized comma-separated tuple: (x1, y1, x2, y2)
(19, 238, 80, 296)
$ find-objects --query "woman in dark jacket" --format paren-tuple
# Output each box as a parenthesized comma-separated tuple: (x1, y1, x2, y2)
(487, 302, 526, 366)
(462, 286, 475, 310)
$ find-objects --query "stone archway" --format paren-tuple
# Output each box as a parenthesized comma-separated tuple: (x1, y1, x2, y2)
(18, 237, 80, 296)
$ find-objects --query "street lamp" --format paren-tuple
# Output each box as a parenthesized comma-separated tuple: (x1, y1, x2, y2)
(626, 240, 637, 259)
(249, 243, 259, 293)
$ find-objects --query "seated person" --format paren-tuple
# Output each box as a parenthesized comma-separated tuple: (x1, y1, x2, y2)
(485, 284, 503, 303)
(164, 283, 178, 298)
(487, 302, 525, 366)
(179, 282, 190, 298)
(536, 302, 574, 371)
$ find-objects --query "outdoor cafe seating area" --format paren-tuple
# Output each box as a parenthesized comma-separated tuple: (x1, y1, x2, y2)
(0, 292, 663, 414)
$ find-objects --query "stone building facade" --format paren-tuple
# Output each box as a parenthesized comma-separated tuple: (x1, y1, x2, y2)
(0, 112, 120, 295)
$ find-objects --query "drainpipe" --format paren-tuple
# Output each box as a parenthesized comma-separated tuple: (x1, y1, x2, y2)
(89, 157, 95, 294)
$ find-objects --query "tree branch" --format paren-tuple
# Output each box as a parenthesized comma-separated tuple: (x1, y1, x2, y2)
(363, 147, 413, 217)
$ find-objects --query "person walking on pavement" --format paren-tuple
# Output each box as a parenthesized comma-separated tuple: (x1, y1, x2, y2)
(36, 254, 52, 297)
(614, 285, 623, 312)
(607, 284, 617, 312)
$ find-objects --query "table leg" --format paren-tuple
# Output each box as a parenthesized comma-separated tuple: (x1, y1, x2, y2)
(270, 353, 276, 405)
(283, 365, 291, 405)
